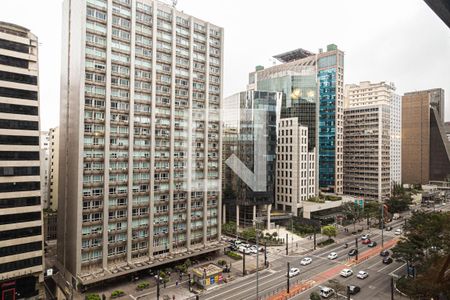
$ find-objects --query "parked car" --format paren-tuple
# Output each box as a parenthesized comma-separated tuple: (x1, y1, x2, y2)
(300, 257, 312, 265)
(288, 267, 300, 278)
(238, 246, 251, 254)
(395, 228, 403, 235)
(361, 234, 370, 240)
(340, 269, 353, 278)
(356, 270, 368, 279)
(319, 287, 335, 298)
(348, 249, 358, 256)
(249, 247, 258, 254)
(385, 226, 393, 231)
(383, 257, 393, 264)
(348, 285, 361, 295)
(362, 238, 371, 245)
(368, 241, 377, 247)
(380, 250, 390, 257)
(328, 252, 338, 260)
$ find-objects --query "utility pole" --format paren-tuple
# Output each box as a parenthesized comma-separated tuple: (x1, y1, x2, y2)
(287, 262, 290, 294)
(242, 251, 246, 276)
(390, 277, 394, 300)
(157, 270, 160, 300)
(264, 241, 267, 267)
(381, 202, 384, 248)
(355, 237, 359, 261)
(313, 230, 317, 250)
(255, 218, 259, 300)
(286, 233, 288, 255)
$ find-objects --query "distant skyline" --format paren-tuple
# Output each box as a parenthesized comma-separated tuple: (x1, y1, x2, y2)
(0, 0, 449, 130)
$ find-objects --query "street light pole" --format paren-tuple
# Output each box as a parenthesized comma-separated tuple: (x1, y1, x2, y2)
(287, 262, 290, 294)
(255, 217, 260, 300)
(286, 233, 288, 255)
(381, 201, 385, 248)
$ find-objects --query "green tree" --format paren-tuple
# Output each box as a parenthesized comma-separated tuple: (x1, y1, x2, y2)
(321, 225, 337, 240)
(241, 227, 256, 241)
(309, 291, 321, 300)
(223, 222, 237, 235)
(386, 196, 411, 213)
(392, 211, 450, 298)
(363, 201, 381, 227)
(341, 202, 363, 231)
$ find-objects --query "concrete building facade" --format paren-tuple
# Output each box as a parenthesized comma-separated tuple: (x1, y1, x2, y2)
(276, 118, 315, 216)
(344, 81, 401, 187)
(40, 131, 50, 209)
(402, 89, 450, 184)
(343, 105, 391, 201)
(58, 0, 223, 288)
(48, 127, 59, 211)
(0, 21, 44, 299)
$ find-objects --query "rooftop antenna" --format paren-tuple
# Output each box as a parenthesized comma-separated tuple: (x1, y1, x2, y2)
(172, 0, 178, 7)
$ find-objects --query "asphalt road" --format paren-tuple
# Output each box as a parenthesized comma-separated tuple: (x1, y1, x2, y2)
(201, 224, 407, 300)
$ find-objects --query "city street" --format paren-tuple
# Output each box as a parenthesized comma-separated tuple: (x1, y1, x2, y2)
(201, 223, 407, 300)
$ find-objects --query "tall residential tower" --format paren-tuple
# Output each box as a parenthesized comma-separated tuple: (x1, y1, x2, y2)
(0, 21, 43, 299)
(344, 81, 402, 188)
(58, 0, 223, 289)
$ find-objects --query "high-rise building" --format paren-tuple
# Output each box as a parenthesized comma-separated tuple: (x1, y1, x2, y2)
(344, 81, 401, 187)
(276, 118, 315, 216)
(249, 44, 344, 194)
(402, 89, 450, 184)
(343, 105, 391, 201)
(58, 0, 223, 289)
(222, 90, 280, 228)
(0, 21, 44, 299)
(48, 127, 59, 211)
(40, 131, 50, 209)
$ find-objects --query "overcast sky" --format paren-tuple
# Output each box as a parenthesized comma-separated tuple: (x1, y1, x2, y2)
(0, 0, 449, 130)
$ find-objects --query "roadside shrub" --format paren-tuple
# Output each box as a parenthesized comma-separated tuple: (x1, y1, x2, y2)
(226, 251, 242, 260)
(217, 259, 227, 266)
(111, 290, 125, 298)
(137, 282, 150, 290)
(317, 239, 334, 247)
(85, 294, 101, 300)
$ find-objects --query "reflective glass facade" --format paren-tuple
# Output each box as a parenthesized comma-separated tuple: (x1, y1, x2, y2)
(318, 67, 336, 188)
(257, 73, 317, 151)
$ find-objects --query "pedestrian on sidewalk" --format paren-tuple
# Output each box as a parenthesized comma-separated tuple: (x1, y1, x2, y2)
(176, 280, 178, 287)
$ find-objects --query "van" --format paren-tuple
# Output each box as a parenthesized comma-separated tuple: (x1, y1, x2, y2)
(320, 286, 335, 298)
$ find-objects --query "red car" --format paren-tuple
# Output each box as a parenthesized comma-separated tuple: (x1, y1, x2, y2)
(362, 239, 371, 245)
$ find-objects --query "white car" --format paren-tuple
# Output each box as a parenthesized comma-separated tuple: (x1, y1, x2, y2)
(320, 286, 335, 298)
(249, 247, 258, 254)
(328, 252, 338, 260)
(361, 234, 370, 240)
(288, 267, 300, 278)
(357, 270, 369, 279)
(238, 246, 251, 254)
(300, 257, 312, 265)
(340, 268, 353, 277)
(395, 228, 403, 235)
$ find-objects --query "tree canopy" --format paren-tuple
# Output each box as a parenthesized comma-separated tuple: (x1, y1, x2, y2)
(392, 211, 450, 299)
(321, 225, 337, 240)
